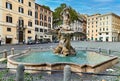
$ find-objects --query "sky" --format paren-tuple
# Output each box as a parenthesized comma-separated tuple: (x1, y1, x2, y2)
(36, 0, 120, 15)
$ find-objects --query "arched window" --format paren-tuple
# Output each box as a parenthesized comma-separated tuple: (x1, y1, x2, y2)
(48, 17, 51, 22)
(44, 15, 47, 21)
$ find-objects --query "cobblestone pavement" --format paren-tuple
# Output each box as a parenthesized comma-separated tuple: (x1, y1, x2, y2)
(1, 41, 120, 51)
(0, 41, 120, 81)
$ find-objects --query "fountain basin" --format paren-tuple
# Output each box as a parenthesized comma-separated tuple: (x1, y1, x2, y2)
(7, 50, 119, 73)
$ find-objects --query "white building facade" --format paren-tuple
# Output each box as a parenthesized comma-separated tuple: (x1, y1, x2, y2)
(70, 20, 83, 41)
(98, 13, 120, 42)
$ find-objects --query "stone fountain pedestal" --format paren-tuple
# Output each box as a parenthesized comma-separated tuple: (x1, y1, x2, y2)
(53, 28, 76, 56)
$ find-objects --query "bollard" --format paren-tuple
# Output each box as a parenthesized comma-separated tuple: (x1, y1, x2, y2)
(85, 47, 87, 50)
(3, 49, 7, 58)
(107, 49, 111, 55)
(11, 48, 14, 55)
(98, 48, 101, 53)
(63, 65, 71, 81)
(16, 64, 25, 81)
(28, 47, 31, 51)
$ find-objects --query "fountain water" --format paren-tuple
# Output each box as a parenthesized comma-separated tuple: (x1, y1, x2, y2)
(7, 7, 119, 73)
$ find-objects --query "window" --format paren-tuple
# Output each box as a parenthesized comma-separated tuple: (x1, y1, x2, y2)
(40, 14, 43, 20)
(107, 17, 108, 19)
(18, 0, 23, 3)
(18, 19, 24, 27)
(35, 20, 39, 25)
(28, 10, 32, 16)
(103, 28, 105, 31)
(40, 21, 43, 26)
(6, 2, 12, 10)
(7, 28, 11, 32)
(48, 24, 51, 28)
(48, 17, 51, 22)
(106, 37, 109, 41)
(28, 2, 31, 7)
(49, 12, 51, 15)
(45, 10, 47, 13)
(35, 6, 38, 10)
(18, 7, 24, 13)
(18, 18, 24, 27)
(6, 16, 12, 23)
(44, 23, 47, 27)
(35, 12, 38, 18)
(28, 30, 31, 33)
(40, 29, 43, 32)
(35, 28, 38, 32)
(44, 29, 47, 32)
(28, 21, 32, 27)
(44, 15, 47, 21)
(40, 8, 43, 12)
(99, 33, 102, 35)
(106, 28, 108, 31)
(106, 32, 109, 35)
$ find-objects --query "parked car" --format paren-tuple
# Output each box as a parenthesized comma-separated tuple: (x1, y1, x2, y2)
(53, 40, 59, 43)
(27, 40, 36, 45)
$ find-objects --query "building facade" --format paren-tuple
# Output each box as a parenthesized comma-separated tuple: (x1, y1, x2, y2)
(87, 14, 101, 41)
(0, 0, 35, 44)
(70, 20, 83, 40)
(35, 3, 53, 42)
(98, 13, 120, 42)
(70, 14, 87, 41)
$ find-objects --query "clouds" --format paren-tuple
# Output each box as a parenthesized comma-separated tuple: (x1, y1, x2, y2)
(36, 0, 120, 15)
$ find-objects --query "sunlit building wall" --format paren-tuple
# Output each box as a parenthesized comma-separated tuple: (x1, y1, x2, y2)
(0, 0, 35, 44)
(35, 3, 53, 42)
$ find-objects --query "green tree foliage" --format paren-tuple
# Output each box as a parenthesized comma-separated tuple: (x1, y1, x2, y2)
(53, 3, 79, 26)
(42, 5, 50, 10)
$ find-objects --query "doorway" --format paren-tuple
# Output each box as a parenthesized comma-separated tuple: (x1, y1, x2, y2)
(19, 31, 23, 43)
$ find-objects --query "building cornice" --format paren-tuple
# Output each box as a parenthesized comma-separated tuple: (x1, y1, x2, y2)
(98, 13, 120, 19)
(35, 3, 53, 12)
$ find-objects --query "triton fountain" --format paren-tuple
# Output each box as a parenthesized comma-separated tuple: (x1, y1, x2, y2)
(50, 7, 79, 56)
(7, 7, 119, 74)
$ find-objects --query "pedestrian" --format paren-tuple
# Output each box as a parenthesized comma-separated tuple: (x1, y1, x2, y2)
(0, 35, 1, 45)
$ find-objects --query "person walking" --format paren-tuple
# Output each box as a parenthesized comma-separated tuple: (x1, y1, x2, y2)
(0, 35, 1, 45)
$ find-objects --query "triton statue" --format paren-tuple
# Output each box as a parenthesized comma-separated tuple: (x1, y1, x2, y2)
(53, 7, 76, 56)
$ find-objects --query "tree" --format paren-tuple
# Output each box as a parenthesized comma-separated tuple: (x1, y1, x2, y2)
(42, 5, 50, 10)
(53, 3, 79, 27)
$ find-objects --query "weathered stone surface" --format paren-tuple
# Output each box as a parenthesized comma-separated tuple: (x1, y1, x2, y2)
(53, 7, 76, 56)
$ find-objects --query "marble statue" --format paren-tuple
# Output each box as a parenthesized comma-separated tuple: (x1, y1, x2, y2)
(53, 7, 76, 56)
